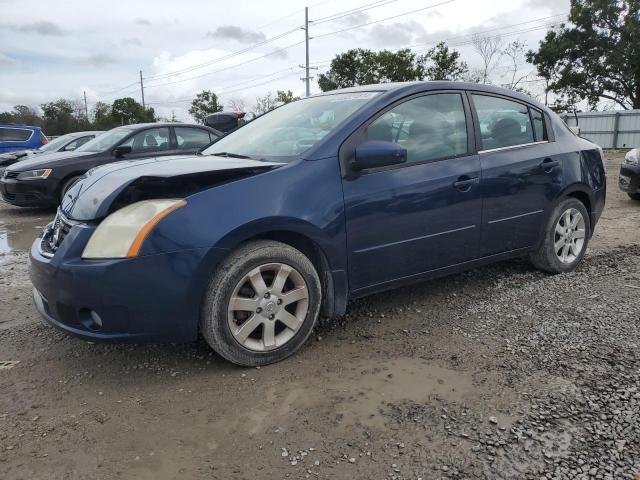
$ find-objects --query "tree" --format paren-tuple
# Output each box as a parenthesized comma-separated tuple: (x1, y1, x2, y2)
(0, 105, 42, 126)
(189, 90, 223, 123)
(111, 97, 154, 125)
(472, 34, 503, 84)
(527, 0, 640, 110)
(228, 97, 246, 112)
(276, 90, 301, 104)
(252, 92, 278, 116)
(502, 40, 530, 91)
(91, 101, 116, 130)
(41, 99, 83, 135)
(317, 48, 425, 92)
(421, 42, 468, 81)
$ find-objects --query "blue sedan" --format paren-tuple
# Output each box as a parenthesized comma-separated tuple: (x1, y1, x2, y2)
(29, 82, 606, 366)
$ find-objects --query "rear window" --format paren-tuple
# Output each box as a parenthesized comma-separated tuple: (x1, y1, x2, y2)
(0, 127, 34, 142)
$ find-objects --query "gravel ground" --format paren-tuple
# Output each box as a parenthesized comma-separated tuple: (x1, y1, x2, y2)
(0, 152, 638, 480)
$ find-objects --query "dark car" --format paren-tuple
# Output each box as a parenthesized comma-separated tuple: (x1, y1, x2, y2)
(0, 124, 47, 153)
(1, 123, 221, 207)
(0, 131, 103, 176)
(619, 148, 640, 200)
(29, 82, 606, 366)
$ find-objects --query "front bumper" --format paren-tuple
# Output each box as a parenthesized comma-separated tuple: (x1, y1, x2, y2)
(0, 177, 54, 207)
(29, 223, 227, 343)
(619, 163, 640, 193)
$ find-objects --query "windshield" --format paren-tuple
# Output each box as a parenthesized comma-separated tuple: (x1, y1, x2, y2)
(202, 91, 380, 161)
(77, 127, 134, 152)
(40, 134, 75, 152)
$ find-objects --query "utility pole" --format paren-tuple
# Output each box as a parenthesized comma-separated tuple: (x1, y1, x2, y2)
(139, 70, 146, 110)
(304, 6, 310, 97)
(83, 90, 89, 121)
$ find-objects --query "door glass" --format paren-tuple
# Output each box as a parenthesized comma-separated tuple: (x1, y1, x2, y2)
(367, 93, 468, 164)
(120, 127, 170, 154)
(472, 95, 535, 150)
(175, 127, 212, 150)
(530, 109, 547, 142)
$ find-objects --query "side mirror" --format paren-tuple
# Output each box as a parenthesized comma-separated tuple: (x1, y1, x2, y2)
(351, 140, 407, 171)
(113, 145, 132, 158)
(569, 126, 581, 136)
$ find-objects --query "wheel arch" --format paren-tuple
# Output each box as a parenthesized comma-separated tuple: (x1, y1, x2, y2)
(558, 183, 595, 235)
(213, 218, 347, 318)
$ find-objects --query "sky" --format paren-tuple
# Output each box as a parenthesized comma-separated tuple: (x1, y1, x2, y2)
(0, 0, 569, 122)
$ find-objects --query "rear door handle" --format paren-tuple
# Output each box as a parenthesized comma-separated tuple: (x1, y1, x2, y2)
(453, 176, 479, 191)
(540, 158, 560, 171)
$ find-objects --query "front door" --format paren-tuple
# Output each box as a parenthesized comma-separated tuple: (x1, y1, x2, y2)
(342, 92, 483, 293)
(470, 94, 564, 255)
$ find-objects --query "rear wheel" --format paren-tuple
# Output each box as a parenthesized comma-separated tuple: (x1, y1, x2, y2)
(628, 192, 640, 201)
(201, 240, 322, 366)
(530, 198, 590, 274)
(59, 176, 80, 203)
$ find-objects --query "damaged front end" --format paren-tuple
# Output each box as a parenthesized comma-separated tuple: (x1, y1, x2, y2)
(60, 155, 284, 222)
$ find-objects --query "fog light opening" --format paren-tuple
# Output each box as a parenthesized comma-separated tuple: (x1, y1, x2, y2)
(79, 309, 103, 331)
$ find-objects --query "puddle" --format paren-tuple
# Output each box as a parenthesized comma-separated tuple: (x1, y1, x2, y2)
(0, 217, 49, 253)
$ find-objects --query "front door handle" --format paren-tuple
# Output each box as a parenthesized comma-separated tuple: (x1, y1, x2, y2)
(453, 176, 479, 192)
(540, 158, 560, 172)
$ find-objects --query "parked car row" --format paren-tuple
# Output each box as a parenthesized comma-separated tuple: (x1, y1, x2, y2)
(1, 122, 222, 207)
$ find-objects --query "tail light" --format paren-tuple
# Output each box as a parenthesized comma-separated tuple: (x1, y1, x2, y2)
(40, 133, 48, 145)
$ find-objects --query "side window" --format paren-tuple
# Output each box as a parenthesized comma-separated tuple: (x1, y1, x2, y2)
(175, 127, 212, 150)
(472, 95, 535, 150)
(366, 93, 468, 164)
(64, 136, 93, 151)
(0, 127, 33, 142)
(530, 109, 547, 142)
(120, 127, 170, 154)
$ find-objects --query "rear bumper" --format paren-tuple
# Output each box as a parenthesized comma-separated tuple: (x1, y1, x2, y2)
(29, 225, 227, 343)
(0, 178, 56, 207)
(619, 163, 640, 193)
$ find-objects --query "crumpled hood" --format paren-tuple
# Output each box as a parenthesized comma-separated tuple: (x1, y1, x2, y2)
(61, 154, 284, 221)
(6, 150, 95, 171)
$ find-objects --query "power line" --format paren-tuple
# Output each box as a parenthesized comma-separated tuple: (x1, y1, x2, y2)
(143, 40, 305, 89)
(143, 26, 302, 82)
(311, 0, 399, 25)
(310, 0, 457, 40)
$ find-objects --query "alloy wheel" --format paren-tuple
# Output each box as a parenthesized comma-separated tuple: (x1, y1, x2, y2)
(227, 263, 309, 351)
(554, 208, 586, 264)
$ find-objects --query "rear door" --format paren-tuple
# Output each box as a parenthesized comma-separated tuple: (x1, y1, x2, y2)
(115, 126, 175, 161)
(173, 126, 217, 154)
(342, 91, 482, 293)
(470, 93, 563, 255)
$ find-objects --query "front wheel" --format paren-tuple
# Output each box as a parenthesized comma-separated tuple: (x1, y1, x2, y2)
(530, 198, 590, 274)
(201, 240, 322, 366)
(59, 176, 80, 203)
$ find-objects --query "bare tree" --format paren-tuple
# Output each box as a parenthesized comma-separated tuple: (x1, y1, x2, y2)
(228, 97, 246, 112)
(252, 92, 277, 116)
(472, 34, 503, 85)
(502, 40, 530, 91)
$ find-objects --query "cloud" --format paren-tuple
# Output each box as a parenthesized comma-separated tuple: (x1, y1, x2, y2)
(269, 48, 289, 60)
(3, 21, 65, 36)
(206, 25, 267, 43)
(0, 52, 16, 65)
(368, 21, 426, 47)
(122, 37, 142, 47)
(75, 54, 118, 67)
(134, 17, 151, 26)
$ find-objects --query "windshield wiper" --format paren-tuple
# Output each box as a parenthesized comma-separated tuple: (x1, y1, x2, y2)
(210, 151, 253, 159)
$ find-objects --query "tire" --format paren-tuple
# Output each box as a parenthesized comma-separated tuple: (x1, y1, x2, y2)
(628, 192, 640, 201)
(530, 198, 591, 274)
(59, 176, 80, 203)
(201, 240, 322, 366)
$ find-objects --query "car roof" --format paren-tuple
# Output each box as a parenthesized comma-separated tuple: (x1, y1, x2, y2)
(318, 81, 544, 108)
(0, 123, 41, 129)
(115, 122, 214, 129)
(62, 131, 105, 137)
